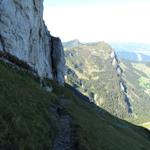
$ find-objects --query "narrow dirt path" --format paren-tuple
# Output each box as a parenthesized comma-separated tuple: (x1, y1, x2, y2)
(51, 98, 76, 150)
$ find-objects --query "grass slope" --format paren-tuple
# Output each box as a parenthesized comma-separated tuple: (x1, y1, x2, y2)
(120, 60, 150, 124)
(0, 61, 150, 150)
(0, 61, 58, 150)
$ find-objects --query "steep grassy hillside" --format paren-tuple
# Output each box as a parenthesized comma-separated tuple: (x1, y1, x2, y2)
(0, 59, 150, 150)
(0, 61, 58, 150)
(64, 41, 128, 118)
(120, 60, 150, 124)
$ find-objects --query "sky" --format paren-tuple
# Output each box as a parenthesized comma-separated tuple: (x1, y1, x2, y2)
(43, 0, 150, 43)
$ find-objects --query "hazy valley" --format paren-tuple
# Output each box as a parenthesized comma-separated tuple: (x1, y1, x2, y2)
(111, 42, 150, 62)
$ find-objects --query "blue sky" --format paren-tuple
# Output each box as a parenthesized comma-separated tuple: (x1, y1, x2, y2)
(43, 0, 150, 43)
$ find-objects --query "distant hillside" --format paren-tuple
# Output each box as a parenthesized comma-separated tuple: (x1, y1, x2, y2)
(64, 40, 130, 119)
(64, 40, 150, 124)
(120, 60, 150, 123)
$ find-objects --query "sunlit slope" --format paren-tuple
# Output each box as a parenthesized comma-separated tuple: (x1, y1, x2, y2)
(0, 61, 150, 150)
(64, 41, 128, 118)
(120, 60, 150, 124)
(64, 40, 150, 124)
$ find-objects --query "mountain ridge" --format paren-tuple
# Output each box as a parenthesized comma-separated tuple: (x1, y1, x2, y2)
(64, 40, 150, 123)
(64, 40, 131, 118)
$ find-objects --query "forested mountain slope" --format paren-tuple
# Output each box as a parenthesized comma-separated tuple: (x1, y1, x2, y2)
(64, 40, 150, 124)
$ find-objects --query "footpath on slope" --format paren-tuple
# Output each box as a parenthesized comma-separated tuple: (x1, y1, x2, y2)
(51, 97, 78, 150)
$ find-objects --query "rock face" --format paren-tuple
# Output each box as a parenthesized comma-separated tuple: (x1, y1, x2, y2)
(51, 37, 65, 85)
(110, 49, 132, 113)
(0, 0, 65, 84)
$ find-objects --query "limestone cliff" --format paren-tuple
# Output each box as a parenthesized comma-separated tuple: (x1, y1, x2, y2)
(110, 49, 132, 113)
(0, 0, 65, 84)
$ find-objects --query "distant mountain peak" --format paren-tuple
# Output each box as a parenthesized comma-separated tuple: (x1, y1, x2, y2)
(71, 39, 80, 43)
(63, 39, 80, 48)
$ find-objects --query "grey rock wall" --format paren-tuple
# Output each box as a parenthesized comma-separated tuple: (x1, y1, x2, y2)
(110, 49, 132, 113)
(0, 0, 65, 84)
(51, 37, 65, 85)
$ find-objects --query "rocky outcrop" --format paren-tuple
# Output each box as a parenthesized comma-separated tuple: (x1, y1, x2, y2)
(0, 0, 65, 84)
(51, 37, 65, 85)
(110, 49, 132, 113)
(111, 50, 123, 76)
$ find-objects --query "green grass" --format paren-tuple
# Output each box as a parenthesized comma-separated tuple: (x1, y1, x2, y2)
(0, 60, 150, 150)
(0, 61, 58, 150)
(67, 96, 150, 150)
(139, 77, 150, 89)
(120, 60, 150, 123)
